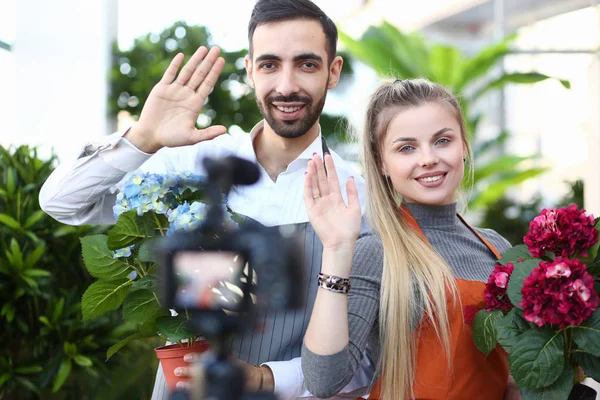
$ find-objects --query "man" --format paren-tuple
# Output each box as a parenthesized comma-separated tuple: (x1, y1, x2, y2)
(39, 0, 374, 399)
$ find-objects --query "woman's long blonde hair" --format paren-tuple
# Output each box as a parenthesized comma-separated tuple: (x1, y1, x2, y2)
(362, 78, 473, 399)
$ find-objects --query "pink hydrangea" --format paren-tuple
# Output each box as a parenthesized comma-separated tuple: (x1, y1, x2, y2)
(484, 262, 515, 311)
(520, 258, 598, 328)
(523, 205, 598, 258)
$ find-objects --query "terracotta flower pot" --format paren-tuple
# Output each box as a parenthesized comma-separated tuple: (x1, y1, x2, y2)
(155, 339, 211, 391)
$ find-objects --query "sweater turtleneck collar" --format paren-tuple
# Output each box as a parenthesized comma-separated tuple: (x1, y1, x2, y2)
(402, 201, 458, 229)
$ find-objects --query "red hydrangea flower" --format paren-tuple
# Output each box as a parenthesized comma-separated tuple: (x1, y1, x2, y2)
(521, 258, 598, 328)
(484, 262, 515, 311)
(524, 205, 598, 258)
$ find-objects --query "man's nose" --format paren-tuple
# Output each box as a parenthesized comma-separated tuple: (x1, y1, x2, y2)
(275, 69, 300, 97)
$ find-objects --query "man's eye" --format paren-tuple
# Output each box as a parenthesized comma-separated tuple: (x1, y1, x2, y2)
(260, 63, 276, 70)
(302, 62, 317, 69)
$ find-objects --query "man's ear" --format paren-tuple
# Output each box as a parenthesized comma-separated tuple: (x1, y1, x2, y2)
(245, 55, 255, 89)
(327, 55, 343, 90)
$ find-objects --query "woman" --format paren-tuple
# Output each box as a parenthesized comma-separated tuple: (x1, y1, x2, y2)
(301, 78, 520, 399)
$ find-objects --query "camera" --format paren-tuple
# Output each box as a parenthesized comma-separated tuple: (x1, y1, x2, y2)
(156, 155, 304, 400)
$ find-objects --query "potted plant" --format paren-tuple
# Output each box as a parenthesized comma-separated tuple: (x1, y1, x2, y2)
(79, 171, 239, 390)
(472, 204, 600, 399)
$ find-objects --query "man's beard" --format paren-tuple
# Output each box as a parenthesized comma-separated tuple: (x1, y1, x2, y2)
(256, 88, 327, 139)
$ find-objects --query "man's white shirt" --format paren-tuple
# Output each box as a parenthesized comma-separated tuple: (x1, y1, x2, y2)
(39, 121, 373, 400)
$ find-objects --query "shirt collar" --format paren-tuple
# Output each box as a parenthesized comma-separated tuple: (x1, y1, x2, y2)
(241, 120, 324, 163)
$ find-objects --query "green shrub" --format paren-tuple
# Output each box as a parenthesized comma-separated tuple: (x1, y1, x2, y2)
(0, 146, 158, 399)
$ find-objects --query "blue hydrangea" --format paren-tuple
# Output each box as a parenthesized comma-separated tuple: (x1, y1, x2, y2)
(113, 245, 134, 258)
(113, 172, 206, 219)
(113, 171, 237, 237)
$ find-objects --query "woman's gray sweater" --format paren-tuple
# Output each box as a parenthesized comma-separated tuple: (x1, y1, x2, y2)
(301, 202, 511, 398)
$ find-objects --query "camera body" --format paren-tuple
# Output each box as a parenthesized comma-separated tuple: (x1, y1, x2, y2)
(155, 155, 305, 400)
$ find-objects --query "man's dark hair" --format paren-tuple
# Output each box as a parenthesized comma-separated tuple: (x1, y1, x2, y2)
(248, 0, 338, 64)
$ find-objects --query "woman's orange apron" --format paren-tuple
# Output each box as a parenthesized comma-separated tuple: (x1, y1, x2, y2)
(366, 207, 509, 399)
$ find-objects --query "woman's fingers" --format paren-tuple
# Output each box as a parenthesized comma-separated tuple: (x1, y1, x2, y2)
(312, 154, 330, 197)
(346, 176, 360, 211)
(304, 162, 317, 208)
(324, 154, 342, 196)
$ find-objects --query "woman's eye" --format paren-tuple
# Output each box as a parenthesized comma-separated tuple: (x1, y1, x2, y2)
(399, 145, 415, 153)
(436, 138, 450, 145)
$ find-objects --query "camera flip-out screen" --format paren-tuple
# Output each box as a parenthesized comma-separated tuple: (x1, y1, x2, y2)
(173, 251, 247, 312)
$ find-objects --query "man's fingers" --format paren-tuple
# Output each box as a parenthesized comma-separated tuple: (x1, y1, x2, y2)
(187, 46, 221, 91)
(174, 366, 190, 378)
(324, 154, 341, 196)
(175, 46, 209, 86)
(160, 53, 185, 84)
(196, 56, 225, 99)
(191, 125, 228, 144)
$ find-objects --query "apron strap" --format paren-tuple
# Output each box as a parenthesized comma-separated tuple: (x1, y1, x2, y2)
(456, 214, 502, 260)
(321, 136, 330, 175)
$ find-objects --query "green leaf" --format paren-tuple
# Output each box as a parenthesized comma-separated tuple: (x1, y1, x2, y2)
(80, 235, 132, 279)
(156, 315, 195, 343)
(498, 244, 532, 266)
(428, 44, 464, 87)
(0, 213, 21, 230)
(38, 316, 51, 326)
(496, 308, 533, 352)
(107, 211, 164, 250)
(137, 239, 157, 262)
(52, 297, 65, 322)
(518, 367, 574, 400)
(455, 33, 516, 93)
(130, 275, 159, 292)
(23, 210, 46, 229)
(5, 167, 16, 197)
(474, 72, 570, 102)
(574, 353, 600, 382)
(14, 365, 43, 374)
(81, 278, 132, 320)
(64, 342, 78, 357)
(73, 355, 93, 367)
(14, 377, 39, 393)
(123, 289, 162, 324)
(508, 329, 565, 389)
(472, 309, 502, 356)
(572, 309, 600, 357)
(24, 244, 46, 269)
(474, 155, 534, 182)
(8, 238, 23, 269)
(106, 331, 156, 360)
(0, 372, 10, 389)
(470, 168, 549, 210)
(1, 303, 15, 322)
(53, 225, 78, 237)
(23, 269, 52, 278)
(52, 359, 72, 393)
(506, 259, 541, 308)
